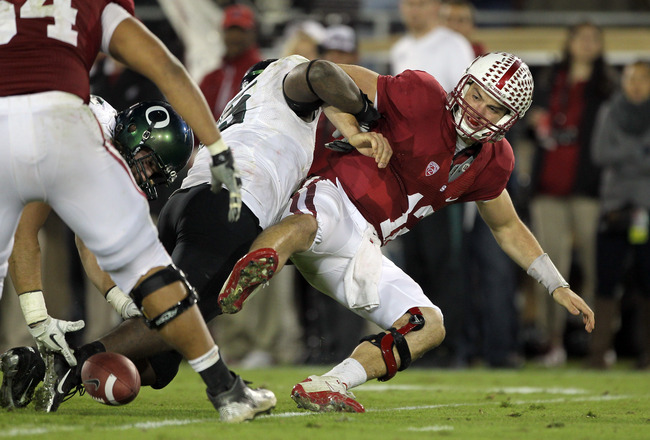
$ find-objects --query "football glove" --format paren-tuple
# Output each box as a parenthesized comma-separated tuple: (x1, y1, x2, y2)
(325, 140, 355, 153)
(353, 91, 381, 129)
(105, 285, 142, 319)
(28, 316, 84, 367)
(206, 140, 243, 222)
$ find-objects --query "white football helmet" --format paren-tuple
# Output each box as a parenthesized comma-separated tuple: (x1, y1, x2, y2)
(446, 52, 534, 142)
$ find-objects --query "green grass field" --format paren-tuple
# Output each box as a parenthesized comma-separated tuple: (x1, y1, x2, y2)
(1, 362, 648, 440)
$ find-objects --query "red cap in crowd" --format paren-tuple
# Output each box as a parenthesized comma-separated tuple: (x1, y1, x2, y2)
(223, 4, 256, 30)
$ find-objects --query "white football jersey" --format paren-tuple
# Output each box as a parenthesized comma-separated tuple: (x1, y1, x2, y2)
(182, 55, 321, 229)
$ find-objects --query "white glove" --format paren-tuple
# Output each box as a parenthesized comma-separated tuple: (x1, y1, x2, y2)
(28, 316, 85, 367)
(19, 290, 84, 366)
(206, 139, 243, 222)
(105, 285, 142, 319)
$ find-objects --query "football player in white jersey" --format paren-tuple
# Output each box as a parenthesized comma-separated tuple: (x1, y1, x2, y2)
(1, 57, 391, 417)
(1, 96, 279, 420)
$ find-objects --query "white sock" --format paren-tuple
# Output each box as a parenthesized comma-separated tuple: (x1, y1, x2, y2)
(324, 358, 367, 390)
(188, 345, 220, 372)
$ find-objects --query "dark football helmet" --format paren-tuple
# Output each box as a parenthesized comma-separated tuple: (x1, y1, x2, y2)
(113, 101, 194, 200)
(240, 58, 278, 89)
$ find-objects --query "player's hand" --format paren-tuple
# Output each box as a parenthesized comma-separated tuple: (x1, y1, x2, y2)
(210, 148, 243, 222)
(552, 287, 595, 333)
(105, 286, 142, 319)
(28, 316, 85, 366)
(348, 132, 392, 168)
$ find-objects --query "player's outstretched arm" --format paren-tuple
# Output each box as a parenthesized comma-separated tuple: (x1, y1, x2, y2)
(284, 60, 381, 127)
(476, 190, 594, 333)
(75, 236, 141, 320)
(9, 203, 84, 366)
(551, 287, 595, 333)
(321, 106, 392, 168)
(347, 131, 392, 168)
(108, 17, 242, 221)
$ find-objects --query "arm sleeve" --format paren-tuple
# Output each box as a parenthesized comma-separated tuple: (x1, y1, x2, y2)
(100, 3, 133, 54)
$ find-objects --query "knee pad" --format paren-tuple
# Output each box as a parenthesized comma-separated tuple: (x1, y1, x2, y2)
(130, 265, 199, 330)
(360, 307, 425, 381)
(148, 350, 183, 390)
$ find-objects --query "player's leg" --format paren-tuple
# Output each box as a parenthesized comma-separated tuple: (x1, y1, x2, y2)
(218, 178, 321, 313)
(0, 98, 52, 409)
(39, 106, 274, 420)
(278, 179, 445, 412)
(291, 253, 445, 412)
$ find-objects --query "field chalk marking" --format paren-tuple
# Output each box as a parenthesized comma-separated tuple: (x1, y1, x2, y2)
(0, 394, 631, 437)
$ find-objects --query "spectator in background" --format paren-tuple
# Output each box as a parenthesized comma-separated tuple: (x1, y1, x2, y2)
(441, 0, 521, 368)
(439, 0, 485, 56)
(527, 21, 616, 366)
(588, 60, 650, 370)
(391, 0, 475, 92)
(281, 20, 326, 60)
(200, 4, 262, 120)
(389, 0, 475, 366)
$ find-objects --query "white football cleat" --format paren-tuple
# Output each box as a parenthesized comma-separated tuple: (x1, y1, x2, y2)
(291, 375, 365, 413)
(208, 376, 276, 423)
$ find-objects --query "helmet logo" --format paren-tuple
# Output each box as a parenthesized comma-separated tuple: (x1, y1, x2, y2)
(145, 106, 171, 129)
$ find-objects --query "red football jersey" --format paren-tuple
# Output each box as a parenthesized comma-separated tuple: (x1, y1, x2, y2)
(0, 0, 135, 101)
(310, 70, 514, 244)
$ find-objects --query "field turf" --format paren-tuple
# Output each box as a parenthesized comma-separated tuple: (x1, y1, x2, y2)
(1, 362, 648, 440)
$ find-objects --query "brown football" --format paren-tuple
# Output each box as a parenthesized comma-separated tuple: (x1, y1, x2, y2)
(81, 352, 140, 405)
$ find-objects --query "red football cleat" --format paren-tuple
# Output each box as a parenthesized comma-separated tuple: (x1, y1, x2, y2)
(291, 375, 365, 413)
(218, 248, 279, 314)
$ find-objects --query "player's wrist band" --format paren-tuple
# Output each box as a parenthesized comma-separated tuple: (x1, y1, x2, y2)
(18, 290, 48, 325)
(105, 285, 132, 312)
(527, 253, 570, 296)
(206, 138, 228, 156)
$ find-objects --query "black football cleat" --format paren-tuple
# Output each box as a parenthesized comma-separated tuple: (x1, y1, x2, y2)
(34, 352, 84, 412)
(0, 346, 46, 409)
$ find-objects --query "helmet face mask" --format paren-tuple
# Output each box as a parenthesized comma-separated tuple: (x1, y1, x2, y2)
(446, 52, 534, 143)
(113, 101, 194, 200)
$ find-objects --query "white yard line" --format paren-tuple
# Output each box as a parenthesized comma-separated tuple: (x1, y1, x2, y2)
(0, 394, 631, 437)
(407, 426, 454, 432)
(358, 384, 589, 395)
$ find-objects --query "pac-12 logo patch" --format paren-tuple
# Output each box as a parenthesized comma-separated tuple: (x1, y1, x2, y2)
(425, 161, 440, 176)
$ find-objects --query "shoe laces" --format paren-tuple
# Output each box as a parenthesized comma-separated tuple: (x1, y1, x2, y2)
(61, 384, 85, 403)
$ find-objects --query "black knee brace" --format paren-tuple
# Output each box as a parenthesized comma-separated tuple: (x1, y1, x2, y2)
(130, 265, 199, 330)
(360, 307, 425, 381)
(148, 350, 183, 389)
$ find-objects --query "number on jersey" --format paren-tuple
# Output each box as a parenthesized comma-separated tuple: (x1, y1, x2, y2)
(0, 0, 78, 46)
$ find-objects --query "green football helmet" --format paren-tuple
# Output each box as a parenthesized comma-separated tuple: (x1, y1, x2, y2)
(113, 101, 194, 200)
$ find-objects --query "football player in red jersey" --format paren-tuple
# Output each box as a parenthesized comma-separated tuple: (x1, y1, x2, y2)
(0, 0, 269, 421)
(218, 52, 596, 413)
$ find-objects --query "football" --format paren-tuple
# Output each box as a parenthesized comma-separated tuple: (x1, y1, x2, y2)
(81, 352, 141, 406)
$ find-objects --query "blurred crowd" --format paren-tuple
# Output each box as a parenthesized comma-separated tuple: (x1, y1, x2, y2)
(2, 0, 650, 371)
